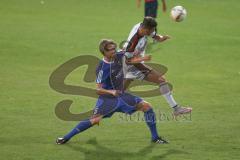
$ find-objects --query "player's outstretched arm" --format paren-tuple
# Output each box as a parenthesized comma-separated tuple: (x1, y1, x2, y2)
(153, 35, 170, 42)
(96, 83, 121, 96)
(125, 55, 151, 64)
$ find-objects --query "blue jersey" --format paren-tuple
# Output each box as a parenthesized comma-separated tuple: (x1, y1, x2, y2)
(94, 51, 143, 118)
(96, 51, 124, 91)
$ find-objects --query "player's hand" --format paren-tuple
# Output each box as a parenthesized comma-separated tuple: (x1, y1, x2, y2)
(162, 35, 171, 42)
(128, 55, 151, 64)
(110, 90, 122, 97)
(155, 35, 170, 42)
(142, 55, 152, 61)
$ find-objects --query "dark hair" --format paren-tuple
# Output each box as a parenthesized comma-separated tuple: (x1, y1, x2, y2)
(142, 16, 157, 29)
(99, 39, 117, 55)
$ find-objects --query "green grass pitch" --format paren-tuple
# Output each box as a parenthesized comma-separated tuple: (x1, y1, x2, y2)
(0, 0, 240, 159)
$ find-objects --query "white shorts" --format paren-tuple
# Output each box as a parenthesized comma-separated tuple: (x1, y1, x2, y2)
(125, 65, 146, 80)
(122, 57, 146, 80)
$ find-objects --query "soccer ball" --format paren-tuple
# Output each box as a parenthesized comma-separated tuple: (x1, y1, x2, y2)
(170, 6, 187, 22)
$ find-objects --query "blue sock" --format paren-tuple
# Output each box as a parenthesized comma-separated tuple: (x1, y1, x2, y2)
(144, 108, 159, 141)
(64, 119, 92, 140)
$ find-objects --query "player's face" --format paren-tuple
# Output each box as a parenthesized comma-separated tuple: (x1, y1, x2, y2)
(104, 44, 116, 59)
(144, 27, 155, 36)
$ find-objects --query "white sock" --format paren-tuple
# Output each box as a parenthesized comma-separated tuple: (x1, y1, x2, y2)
(159, 83, 178, 108)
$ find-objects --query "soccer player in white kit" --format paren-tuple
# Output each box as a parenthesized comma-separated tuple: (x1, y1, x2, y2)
(123, 17, 192, 116)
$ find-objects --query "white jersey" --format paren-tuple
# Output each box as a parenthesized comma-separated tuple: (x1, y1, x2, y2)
(123, 23, 156, 59)
(122, 23, 156, 80)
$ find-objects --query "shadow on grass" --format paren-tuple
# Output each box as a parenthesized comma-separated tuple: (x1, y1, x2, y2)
(149, 149, 190, 160)
(65, 138, 189, 160)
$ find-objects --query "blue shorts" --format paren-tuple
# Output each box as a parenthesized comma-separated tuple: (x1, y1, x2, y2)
(145, 1, 158, 18)
(93, 93, 143, 118)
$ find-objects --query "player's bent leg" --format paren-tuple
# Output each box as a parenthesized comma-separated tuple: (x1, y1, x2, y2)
(144, 70, 178, 107)
(144, 69, 166, 84)
(145, 70, 192, 115)
(56, 116, 102, 145)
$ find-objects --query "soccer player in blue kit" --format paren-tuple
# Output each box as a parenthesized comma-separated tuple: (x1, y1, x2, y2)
(56, 39, 168, 144)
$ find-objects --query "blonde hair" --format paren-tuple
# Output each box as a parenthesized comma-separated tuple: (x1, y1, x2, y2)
(99, 39, 117, 55)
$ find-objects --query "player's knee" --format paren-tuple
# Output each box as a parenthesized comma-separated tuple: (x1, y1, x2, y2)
(138, 101, 152, 112)
(158, 76, 166, 83)
(90, 116, 102, 125)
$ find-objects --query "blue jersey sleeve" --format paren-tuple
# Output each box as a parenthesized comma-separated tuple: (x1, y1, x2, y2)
(96, 69, 103, 83)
